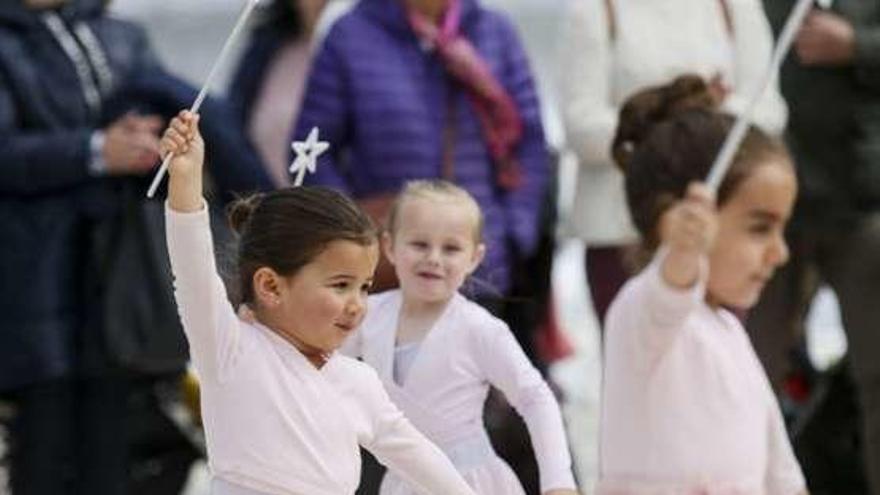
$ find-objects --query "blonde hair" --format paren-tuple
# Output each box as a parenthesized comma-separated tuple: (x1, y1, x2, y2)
(387, 180, 484, 243)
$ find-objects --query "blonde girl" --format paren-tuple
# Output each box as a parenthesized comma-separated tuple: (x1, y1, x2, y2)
(343, 179, 578, 495)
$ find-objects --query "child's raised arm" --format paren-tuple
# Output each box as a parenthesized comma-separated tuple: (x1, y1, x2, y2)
(162, 111, 240, 383)
(660, 182, 718, 289)
(161, 110, 204, 213)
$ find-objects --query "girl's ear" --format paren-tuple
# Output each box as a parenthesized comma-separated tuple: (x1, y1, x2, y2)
(381, 230, 397, 266)
(467, 242, 487, 275)
(253, 267, 283, 308)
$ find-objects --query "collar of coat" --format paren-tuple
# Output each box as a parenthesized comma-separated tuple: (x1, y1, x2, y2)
(357, 0, 480, 40)
(0, 0, 105, 29)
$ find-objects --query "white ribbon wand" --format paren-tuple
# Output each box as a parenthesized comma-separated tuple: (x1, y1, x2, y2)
(146, 0, 261, 198)
(705, 0, 815, 191)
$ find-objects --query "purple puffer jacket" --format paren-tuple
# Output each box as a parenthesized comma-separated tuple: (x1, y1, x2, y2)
(293, 0, 548, 294)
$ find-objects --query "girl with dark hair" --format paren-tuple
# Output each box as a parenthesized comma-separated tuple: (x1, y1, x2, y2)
(160, 110, 476, 495)
(598, 76, 807, 494)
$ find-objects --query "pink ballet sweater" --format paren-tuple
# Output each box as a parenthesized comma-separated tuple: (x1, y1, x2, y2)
(599, 252, 806, 494)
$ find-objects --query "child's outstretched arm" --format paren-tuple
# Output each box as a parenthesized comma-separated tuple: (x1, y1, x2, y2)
(162, 110, 205, 213)
(660, 182, 718, 289)
(358, 371, 476, 495)
(478, 319, 578, 495)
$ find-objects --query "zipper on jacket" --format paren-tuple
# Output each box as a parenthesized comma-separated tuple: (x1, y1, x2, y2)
(41, 12, 114, 117)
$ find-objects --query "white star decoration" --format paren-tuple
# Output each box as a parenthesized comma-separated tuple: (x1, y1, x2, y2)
(289, 127, 329, 186)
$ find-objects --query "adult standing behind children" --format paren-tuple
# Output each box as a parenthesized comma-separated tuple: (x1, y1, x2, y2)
(748, 1, 880, 492)
(0, 1, 163, 493)
(557, 0, 787, 324)
(599, 75, 806, 494)
(292, 0, 549, 312)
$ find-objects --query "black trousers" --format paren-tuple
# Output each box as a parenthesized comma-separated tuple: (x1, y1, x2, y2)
(4, 376, 129, 495)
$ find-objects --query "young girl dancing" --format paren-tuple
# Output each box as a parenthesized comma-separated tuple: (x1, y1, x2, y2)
(598, 75, 807, 494)
(160, 111, 476, 495)
(342, 180, 578, 495)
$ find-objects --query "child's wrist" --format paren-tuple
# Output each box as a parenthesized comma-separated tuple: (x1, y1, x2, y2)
(168, 195, 204, 213)
(169, 163, 202, 179)
(661, 247, 702, 289)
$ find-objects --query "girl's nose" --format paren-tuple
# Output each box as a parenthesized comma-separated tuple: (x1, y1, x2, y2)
(425, 247, 441, 264)
(346, 292, 366, 316)
(768, 233, 789, 266)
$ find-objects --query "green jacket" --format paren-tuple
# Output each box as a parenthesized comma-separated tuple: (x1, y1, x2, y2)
(765, 0, 880, 222)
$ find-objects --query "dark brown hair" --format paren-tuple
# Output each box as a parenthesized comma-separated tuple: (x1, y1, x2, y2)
(612, 74, 791, 257)
(227, 187, 377, 304)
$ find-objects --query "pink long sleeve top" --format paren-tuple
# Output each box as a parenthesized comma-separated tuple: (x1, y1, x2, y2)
(599, 252, 806, 494)
(165, 204, 476, 495)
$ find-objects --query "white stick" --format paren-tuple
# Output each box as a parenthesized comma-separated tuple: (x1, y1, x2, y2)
(706, 0, 814, 191)
(146, 0, 261, 198)
(294, 163, 308, 187)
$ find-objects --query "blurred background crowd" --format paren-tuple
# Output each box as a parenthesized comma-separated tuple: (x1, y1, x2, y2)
(0, 0, 873, 493)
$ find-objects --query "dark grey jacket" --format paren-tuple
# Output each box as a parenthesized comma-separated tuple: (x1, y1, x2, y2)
(0, 0, 271, 389)
(765, 0, 880, 223)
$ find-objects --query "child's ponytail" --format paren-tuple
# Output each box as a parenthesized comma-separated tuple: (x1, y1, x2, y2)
(612, 74, 720, 173)
(227, 193, 266, 236)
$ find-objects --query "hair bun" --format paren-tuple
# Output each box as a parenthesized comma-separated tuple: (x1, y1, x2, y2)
(612, 74, 720, 172)
(227, 193, 265, 235)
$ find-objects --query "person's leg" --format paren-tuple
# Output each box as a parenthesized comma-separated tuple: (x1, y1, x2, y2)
(75, 374, 129, 494)
(821, 214, 880, 494)
(7, 379, 75, 495)
(585, 245, 632, 327)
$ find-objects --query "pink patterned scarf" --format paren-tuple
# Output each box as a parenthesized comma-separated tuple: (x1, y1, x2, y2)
(407, 0, 523, 190)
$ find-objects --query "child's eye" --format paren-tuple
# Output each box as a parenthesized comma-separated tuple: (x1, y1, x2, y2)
(409, 241, 428, 249)
(443, 244, 462, 253)
(360, 282, 371, 294)
(331, 281, 351, 291)
(748, 223, 773, 235)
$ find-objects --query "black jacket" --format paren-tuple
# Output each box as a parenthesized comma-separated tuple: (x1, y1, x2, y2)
(766, 0, 880, 223)
(0, 0, 271, 389)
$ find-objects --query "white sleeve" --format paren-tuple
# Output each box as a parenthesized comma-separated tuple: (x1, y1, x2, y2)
(723, 0, 788, 135)
(557, 0, 619, 171)
(477, 319, 577, 492)
(165, 203, 241, 384)
(361, 372, 476, 495)
(606, 248, 707, 368)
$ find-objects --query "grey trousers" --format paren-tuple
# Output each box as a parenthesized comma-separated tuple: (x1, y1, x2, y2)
(747, 214, 880, 493)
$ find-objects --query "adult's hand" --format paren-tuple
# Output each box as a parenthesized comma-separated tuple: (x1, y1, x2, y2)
(102, 113, 163, 175)
(795, 10, 855, 67)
